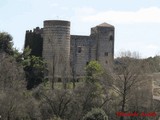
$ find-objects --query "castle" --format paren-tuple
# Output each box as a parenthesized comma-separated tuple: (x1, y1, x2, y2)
(25, 20, 114, 80)
(24, 20, 160, 101)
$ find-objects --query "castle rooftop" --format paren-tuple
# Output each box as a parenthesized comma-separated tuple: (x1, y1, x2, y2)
(44, 20, 70, 26)
(97, 22, 114, 28)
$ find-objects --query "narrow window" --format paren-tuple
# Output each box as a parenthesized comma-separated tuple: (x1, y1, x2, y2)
(105, 52, 108, 56)
(109, 35, 113, 41)
(78, 47, 82, 53)
(106, 60, 108, 64)
(86, 61, 89, 65)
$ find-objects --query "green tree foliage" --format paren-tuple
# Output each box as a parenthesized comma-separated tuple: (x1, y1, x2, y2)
(22, 49, 47, 89)
(0, 54, 40, 120)
(142, 56, 160, 73)
(1, 31, 160, 120)
(85, 60, 103, 83)
(0, 31, 46, 90)
(0, 32, 13, 55)
(13, 46, 47, 89)
(84, 61, 104, 101)
(70, 61, 106, 119)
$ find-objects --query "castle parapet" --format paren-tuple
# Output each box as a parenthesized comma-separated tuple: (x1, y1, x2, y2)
(26, 27, 43, 34)
(44, 20, 70, 27)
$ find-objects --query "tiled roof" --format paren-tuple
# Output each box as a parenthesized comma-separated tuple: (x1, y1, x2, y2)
(97, 22, 114, 28)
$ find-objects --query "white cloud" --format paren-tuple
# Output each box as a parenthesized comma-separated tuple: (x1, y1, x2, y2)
(60, 7, 69, 10)
(146, 44, 158, 50)
(78, 7, 160, 24)
(74, 7, 97, 15)
(50, 3, 59, 7)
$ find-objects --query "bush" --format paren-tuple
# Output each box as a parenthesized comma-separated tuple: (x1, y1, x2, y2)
(83, 108, 108, 120)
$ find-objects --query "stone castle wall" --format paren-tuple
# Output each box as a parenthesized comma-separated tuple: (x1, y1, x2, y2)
(70, 35, 93, 77)
(24, 20, 160, 102)
(91, 25, 114, 72)
(25, 20, 115, 79)
(70, 23, 115, 77)
(42, 20, 70, 78)
(25, 27, 43, 57)
(24, 20, 160, 101)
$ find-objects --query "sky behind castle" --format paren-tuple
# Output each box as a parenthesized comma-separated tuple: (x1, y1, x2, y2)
(0, 0, 160, 58)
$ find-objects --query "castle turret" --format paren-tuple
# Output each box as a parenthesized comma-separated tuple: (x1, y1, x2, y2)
(42, 20, 70, 80)
(24, 27, 43, 57)
(91, 22, 114, 71)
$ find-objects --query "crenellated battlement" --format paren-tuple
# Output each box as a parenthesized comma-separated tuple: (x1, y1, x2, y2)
(26, 27, 43, 35)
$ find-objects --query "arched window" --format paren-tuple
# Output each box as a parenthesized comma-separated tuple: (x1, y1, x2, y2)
(109, 35, 113, 41)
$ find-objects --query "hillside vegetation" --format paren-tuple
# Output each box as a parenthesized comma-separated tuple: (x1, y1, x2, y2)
(0, 32, 159, 120)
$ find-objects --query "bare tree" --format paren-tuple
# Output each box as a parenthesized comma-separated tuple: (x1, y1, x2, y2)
(113, 51, 145, 120)
(0, 52, 25, 91)
(0, 53, 38, 120)
(39, 89, 72, 119)
(70, 60, 76, 89)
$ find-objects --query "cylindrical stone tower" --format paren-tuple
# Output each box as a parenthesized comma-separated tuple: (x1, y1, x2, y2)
(42, 20, 70, 79)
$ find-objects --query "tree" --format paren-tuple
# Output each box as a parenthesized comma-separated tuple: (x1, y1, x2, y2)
(0, 53, 27, 120)
(39, 89, 72, 119)
(0, 32, 13, 55)
(142, 56, 160, 73)
(83, 108, 108, 120)
(23, 56, 47, 89)
(85, 60, 103, 83)
(0, 32, 43, 119)
(0, 53, 25, 91)
(113, 51, 145, 120)
(71, 61, 105, 119)
(14, 46, 47, 89)
(70, 58, 76, 89)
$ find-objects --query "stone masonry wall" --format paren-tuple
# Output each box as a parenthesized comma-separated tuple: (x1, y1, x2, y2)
(70, 35, 92, 77)
(42, 20, 70, 79)
(91, 25, 114, 72)
(25, 27, 43, 57)
(25, 20, 115, 79)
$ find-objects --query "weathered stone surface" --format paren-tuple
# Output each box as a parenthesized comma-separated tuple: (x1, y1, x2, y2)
(43, 20, 70, 78)
(25, 20, 115, 79)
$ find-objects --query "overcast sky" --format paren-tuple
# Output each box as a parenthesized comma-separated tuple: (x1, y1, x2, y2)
(0, 0, 160, 58)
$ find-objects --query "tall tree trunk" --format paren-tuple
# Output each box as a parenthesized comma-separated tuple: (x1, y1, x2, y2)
(120, 79, 127, 120)
(52, 55, 55, 90)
